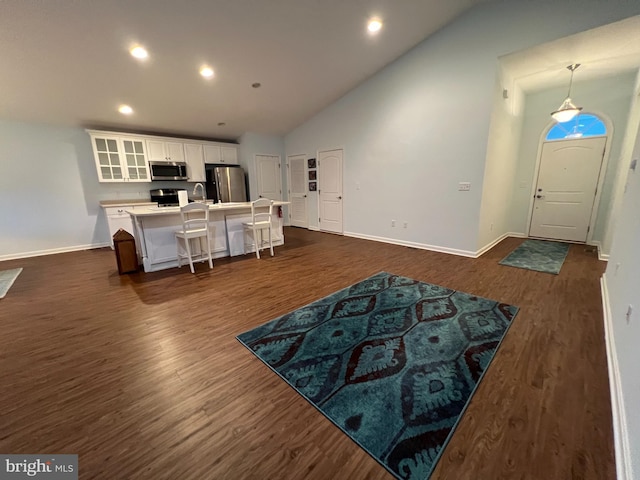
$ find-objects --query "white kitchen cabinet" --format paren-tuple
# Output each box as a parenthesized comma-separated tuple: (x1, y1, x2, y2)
(88, 129, 238, 183)
(225, 212, 283, 256)
(184, 143, 206, 182)
(103, 204, 155, 247)
(146, 139, 185, 162)
(204, 144, 238, 164)
(89, 132, 151, 183)
(221, 145, 238, 164)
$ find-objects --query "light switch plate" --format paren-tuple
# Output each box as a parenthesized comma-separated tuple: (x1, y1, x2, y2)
(458, 182, 471, 191)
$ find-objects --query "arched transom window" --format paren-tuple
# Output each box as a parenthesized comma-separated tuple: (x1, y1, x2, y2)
(546, 113, 606, 141)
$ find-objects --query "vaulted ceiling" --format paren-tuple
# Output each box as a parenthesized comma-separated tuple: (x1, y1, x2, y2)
(3, 2, 638, 142)
(0, 0, 486, 140)
(501, 15, 640, 95)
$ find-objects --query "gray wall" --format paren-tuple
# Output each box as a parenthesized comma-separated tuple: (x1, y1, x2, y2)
(604, 117, 640, 477)
(3, 1, 640, 260)
(284, 0, 640, 254)
(238, 132, 286, 202)
(0, 119, 196, 258)
(508, 72, 637, 247)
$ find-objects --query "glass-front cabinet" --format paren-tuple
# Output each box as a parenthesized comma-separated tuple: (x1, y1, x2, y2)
(88, 131, 151, 183)
(122, 139, 149, 181)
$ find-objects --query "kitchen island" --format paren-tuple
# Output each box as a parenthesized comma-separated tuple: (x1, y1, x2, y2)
(128, 201, 289, 272)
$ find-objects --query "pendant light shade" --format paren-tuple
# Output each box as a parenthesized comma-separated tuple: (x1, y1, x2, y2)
(551, 64, 583, 123)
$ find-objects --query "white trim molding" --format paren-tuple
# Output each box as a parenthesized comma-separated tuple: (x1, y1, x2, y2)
(344, 231, 533, 259)
(588, 240, 610, 261)
(476, 232, 527, 258)
(600, 274, 632, 480)
(344, 231, 477, 258)
(0, 242, 110, 262)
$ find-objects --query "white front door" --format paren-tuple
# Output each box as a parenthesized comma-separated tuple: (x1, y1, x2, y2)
(256, 155, 281, 200)
(318, 149, 343, 234)
(287, 154, 308, 228)
(529, 137, 606, 242)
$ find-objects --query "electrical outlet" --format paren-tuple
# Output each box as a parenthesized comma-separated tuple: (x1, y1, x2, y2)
(403, 222, 408, 228)
(391, 220, 396, 227)
(490, 223, 494, 231)
(458, 182, 471, 191)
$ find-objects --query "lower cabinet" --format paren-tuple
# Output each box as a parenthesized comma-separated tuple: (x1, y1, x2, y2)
(225, 213, 284, 256)
(103, 204, 155, 248)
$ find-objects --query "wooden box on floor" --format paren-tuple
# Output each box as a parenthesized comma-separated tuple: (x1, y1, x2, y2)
(113, 229, 138, 274)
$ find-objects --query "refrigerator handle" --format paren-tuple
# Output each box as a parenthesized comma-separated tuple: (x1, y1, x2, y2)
(215, 169, 222, 203)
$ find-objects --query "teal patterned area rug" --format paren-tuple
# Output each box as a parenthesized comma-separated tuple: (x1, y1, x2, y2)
(499, 239, 570, 274)
(237, 272, 518, 480)
(0, 268, 22, 299)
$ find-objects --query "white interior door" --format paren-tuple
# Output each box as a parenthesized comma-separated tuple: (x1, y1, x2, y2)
(318, 149, 343, 234)
(529, 137, 606, 242)
(288, 154, 308, 227)
(256, 155, 281, 200)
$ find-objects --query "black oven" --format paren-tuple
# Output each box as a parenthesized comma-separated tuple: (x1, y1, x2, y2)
(149, 161, 189, 181)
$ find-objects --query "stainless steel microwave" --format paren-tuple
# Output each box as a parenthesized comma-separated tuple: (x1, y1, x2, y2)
(149, 161, 189, 181)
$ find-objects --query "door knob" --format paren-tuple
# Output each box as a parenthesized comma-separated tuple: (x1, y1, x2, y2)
(536, 195, 545, 199)
(303, 195, 307, 198)
(338, 196, 342, 199)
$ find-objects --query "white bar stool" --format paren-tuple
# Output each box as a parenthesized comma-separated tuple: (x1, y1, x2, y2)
(175, 202, 213, 273)
(243, 198, 274, 259)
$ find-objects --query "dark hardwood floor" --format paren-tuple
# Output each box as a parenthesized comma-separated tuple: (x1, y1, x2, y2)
(0, 227, 612, 479)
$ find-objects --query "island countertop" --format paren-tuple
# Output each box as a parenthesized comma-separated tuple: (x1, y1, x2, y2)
(127, 200, 290, 272)
(127, 200, 289, 217)
(99, 199, 157, 207)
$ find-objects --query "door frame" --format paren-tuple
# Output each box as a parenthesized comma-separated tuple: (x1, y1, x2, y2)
(317, 147, 345, 234)
(525, 112, 613, 245)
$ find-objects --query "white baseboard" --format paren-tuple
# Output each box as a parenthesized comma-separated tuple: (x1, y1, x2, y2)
(0, 242, 110, 262)
(600, 274, 632, 480)
(343, 231, 477, 258)
(588, 240, 610, 261)
(475, 231, 526, 258)
(308, 226, 320, 232)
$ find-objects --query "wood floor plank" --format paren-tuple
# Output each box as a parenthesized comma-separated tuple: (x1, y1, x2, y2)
(0, 228, 612, 479)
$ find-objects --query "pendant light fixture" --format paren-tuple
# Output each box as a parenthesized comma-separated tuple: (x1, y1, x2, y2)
(551, 64, 583, 123)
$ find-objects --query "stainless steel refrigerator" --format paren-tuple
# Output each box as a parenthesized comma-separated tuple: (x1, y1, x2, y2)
(205, 165, 248, 203)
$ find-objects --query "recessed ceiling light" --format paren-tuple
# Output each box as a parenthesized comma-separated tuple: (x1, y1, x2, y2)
(200, 66, 214, 78)
(252, 82, 261, 88)
(129, 45, 148, 60)
(118, 104, 133, 115)
(367, 19, 383, 34)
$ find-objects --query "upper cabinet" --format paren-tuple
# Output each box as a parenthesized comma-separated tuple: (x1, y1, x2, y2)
(146, 139, 185, 163)
(204, 144, 238, 164)
(184, 143, 206, 182)
(87, 129, 238, 183)
(89, 132, 150, 183)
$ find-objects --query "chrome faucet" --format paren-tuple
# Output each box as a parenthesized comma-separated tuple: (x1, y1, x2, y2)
(192, 183, 206, 202)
